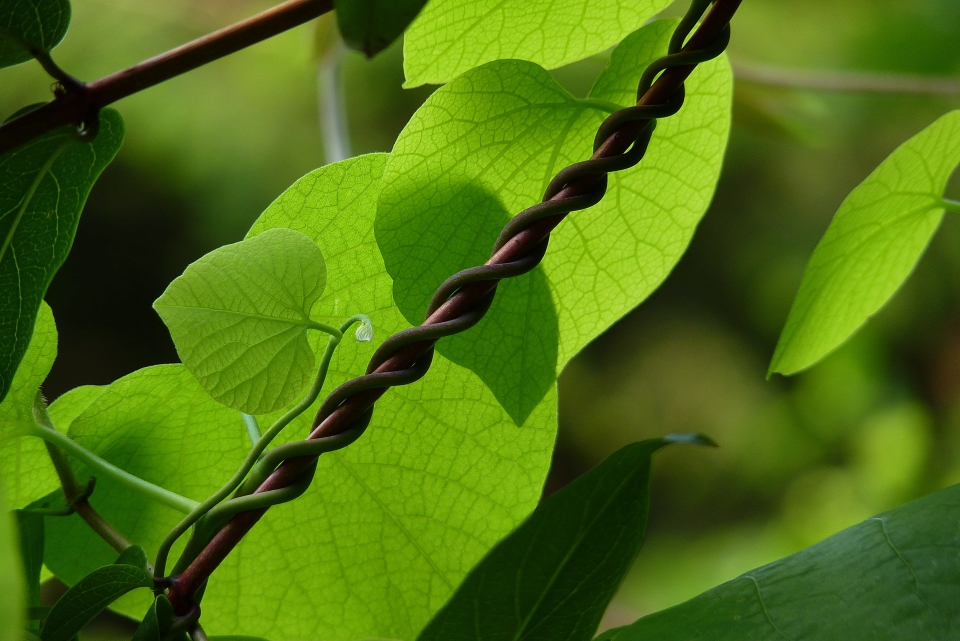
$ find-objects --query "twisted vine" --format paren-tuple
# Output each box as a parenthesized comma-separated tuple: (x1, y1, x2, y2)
(166, 0, 743, 613)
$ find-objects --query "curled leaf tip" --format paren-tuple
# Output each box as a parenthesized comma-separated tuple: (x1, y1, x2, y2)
(663, 433, 719, 448)
(355, 317, 374, 343)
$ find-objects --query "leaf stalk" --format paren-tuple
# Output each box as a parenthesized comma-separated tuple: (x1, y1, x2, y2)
(30, 397, 200, 515)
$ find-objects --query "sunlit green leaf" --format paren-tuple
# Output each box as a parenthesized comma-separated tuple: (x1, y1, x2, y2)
(0, 302, 60, 508)
(40, 555, 153, 641)
(420, 435, 714, 641)
(47, 385, 106, 432)
(335, 0, 428, 57)
(770, 110, 960, 375)
(0, 109, 123, 403)
(0, 0, 70, 69)
(43, 365, 249, 617)
(44, 155, 557, 640)
(154, 227, 328, 415)
(599, 483, 960, 640)
(0, 488, 25, 641)
(402, 0, 673, 87)
(379, 20, 731, 423)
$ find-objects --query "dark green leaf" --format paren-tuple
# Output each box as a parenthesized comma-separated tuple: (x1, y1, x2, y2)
(0, 108, 123, 403)
(0, 0, 71, 69)
(418, 434, 715, 641)
(26, 606, 52, 622)
(334, 0, 428, 57)
(40, 562, 152, 641)
(14, 509, 44, 632)
(599, 483, 960, 640)
(132, 596, 183, 641)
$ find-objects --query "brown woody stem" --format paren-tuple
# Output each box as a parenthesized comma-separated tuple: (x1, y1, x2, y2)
(0, 0, 334, 154)
(166, 0, 744, 614)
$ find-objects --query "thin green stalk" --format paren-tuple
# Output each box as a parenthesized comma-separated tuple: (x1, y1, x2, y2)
(34, 396, 132, 553)
(42, 442, 132, 553)
(242, 414, 263, 448)
(943, 198, 960, 214)
(29, 403, 199, 515)
(154, 314, 369, 579)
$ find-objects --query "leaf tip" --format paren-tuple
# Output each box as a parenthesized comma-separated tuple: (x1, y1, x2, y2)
(663, 433, 718, 448)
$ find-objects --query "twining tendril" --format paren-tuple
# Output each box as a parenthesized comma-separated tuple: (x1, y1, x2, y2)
(167, 0, 741, 609)
(154, 314, 372, 579)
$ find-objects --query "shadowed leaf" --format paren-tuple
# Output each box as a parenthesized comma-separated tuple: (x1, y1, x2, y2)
(40, 554, 153, 641)
(335, 0, 428, 57)
(0, 109, 123, 403)
(378, 20, 731, 423)
(419, 435, 714, 641)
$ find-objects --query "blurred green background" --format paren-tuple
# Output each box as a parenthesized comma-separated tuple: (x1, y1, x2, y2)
(4, 0, 960, 636)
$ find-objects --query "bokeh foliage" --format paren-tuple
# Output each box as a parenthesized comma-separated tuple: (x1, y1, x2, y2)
(1, 0, 959, 634)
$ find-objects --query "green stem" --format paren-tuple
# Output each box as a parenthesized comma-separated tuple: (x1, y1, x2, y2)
(307, 319, 343, 338)
(29, 403, 200, 515)
(154, 314, 369, 579)
(34, 397, 132, 553)
(242, 413, 262, 448)
(942, 198, 960, 214)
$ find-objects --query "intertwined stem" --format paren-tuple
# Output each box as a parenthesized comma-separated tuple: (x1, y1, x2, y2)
(166, 0, 745, 614)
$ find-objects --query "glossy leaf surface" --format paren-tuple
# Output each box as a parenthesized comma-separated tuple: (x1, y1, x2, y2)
(419, 435, 712, 641)
(771, 110, 960, 375)
(379, 21, 731, 423)
(40, 552, 153, 641)
(0, 0, 70, 68)
(154, 227, 328, 415)
(0, 302, 60, 508)
(0, 109, 123, 403)
(600, 483, 960, 640)
(335, 0, 428, 57)
(402, 0, 672, 87)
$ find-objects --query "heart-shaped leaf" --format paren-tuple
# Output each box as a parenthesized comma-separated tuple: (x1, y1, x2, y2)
(154, 227, 329, 415)
(402, 0, 673, 87)
(378, 20, 731, 423)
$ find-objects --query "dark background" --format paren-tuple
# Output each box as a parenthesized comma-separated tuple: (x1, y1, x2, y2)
(3, 0, 960, 629)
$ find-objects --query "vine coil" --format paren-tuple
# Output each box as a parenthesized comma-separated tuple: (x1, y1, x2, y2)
(167, 0, 742, 612)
